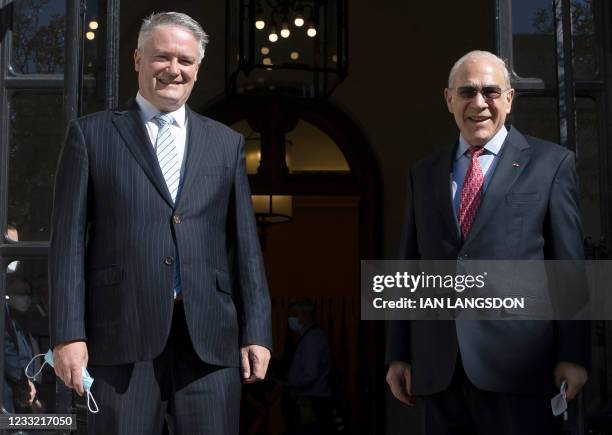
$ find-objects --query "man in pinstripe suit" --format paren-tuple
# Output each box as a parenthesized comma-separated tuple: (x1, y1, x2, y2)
(48, 12, 272, 434)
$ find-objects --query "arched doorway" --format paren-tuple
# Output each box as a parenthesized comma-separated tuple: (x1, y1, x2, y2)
(203, 96, 384, 435)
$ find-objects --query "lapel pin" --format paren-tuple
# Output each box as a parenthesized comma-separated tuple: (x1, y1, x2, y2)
(512, 162, 520, 167)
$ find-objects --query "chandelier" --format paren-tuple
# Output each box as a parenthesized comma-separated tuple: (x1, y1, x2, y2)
(253, 0, 318, 41)
(226, 0, 348, 98)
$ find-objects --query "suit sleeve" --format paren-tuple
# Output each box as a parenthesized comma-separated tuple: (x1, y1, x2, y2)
(546, 151, 591, 369)
(230, 135, 273, 350)
(48, 120, 89, 348)
(385, 169, 419, 365)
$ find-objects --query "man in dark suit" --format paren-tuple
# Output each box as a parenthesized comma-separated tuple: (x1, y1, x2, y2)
(386, 50, 590, 435)
(49, 12, 272, 434)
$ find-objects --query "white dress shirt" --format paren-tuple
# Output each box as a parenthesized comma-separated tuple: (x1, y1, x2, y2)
(135, 92, 188, 173)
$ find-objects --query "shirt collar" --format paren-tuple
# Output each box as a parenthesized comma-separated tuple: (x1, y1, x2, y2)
(135, 92, 187, 128)
(455, 126, 508, 161)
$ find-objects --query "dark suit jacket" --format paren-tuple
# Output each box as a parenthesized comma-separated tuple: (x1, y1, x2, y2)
(49, 101, 272, 367)
(386, 127, 590, 395)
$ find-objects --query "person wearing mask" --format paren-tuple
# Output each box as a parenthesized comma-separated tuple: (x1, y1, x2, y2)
(285, 298, 333, 435)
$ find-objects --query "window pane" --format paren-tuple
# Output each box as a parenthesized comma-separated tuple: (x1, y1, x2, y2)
(83, 0, 100, 76)
(231, 120, 261, 175)
(8, 93, 64, 241)
(571, 0, 598, 80)
(286, 120, 349, 173)
(576, 97, 600, 240)
(231, 119, 349, 174)
(11, 0, 66, 74)
(511, 96, 560, 144)
(512, 0, 557, 85)
(83, 0, 105, 114)
(3, 258, 55, 413)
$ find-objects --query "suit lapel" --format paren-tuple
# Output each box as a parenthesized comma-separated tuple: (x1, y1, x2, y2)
(112, 100, 174, 207)
(463, 127, 531, 247)
(175, 107, 212, 209)
(432, 145, 462, 246)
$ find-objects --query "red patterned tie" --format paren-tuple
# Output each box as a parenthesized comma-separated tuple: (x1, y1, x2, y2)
(459, 146, 486, 239)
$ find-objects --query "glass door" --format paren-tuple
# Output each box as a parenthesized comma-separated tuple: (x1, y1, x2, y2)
(0, 0, 118, 431)
(496, 1, 612, 433)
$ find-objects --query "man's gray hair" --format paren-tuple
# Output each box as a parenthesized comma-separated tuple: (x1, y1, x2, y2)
(448, 50, 511, 89)
(138, 12, 209, 63)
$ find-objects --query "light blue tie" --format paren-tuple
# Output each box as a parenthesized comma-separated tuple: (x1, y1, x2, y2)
(153, 113, 180, 202)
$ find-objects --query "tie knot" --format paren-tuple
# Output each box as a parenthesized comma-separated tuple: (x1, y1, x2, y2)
(154, 113, 174, 127)
(470, 146, 486, 159)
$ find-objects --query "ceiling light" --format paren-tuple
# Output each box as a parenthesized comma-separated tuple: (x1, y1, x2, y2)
(294, 5, 305, 27)
(268, 21, 279, 42)
(280, 19, 290, 38)
(255, 8, 265, 30)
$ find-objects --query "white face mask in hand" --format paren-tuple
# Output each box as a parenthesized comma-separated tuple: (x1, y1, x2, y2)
(551, 380, 567, 417)
(25, 349, 99, 413)
(7, 261, 19, 274)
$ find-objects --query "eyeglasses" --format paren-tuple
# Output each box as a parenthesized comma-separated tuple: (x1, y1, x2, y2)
(451, 86, 510, 100)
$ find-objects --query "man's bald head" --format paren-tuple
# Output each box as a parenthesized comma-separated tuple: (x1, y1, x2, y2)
(448, 50, 511, 89)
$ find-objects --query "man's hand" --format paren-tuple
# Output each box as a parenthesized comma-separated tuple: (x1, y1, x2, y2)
(27, 380, 36, 405)
(53, 341, 88, 396)
(555, 361, 588, 401)
(240, 345, 271, 384)
(13, 377, 37, 407)
(386, 361, 416, 406)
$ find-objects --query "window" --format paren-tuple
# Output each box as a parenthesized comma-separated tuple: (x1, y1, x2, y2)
(0, 0, 116, 418)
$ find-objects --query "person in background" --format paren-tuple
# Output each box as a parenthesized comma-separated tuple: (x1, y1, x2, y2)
(285, 298, 333, 435)
(4, 276, 43, 413)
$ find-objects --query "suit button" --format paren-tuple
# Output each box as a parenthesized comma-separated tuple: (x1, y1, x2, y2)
(172, 215, 181, 224)
(164, 256, 175, 265)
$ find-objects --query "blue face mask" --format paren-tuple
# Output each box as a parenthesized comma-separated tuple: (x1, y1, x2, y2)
(25, 349, 99, 413)
(288, 316, 301, 332)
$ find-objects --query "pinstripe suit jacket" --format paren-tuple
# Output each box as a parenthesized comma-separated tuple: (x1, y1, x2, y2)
(49, 100, 272, 366)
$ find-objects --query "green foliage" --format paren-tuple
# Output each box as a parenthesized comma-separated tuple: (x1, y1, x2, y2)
(12, 0, 65, 74)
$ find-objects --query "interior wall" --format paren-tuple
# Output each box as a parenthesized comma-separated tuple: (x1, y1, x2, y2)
(262, 196, 359, 299)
